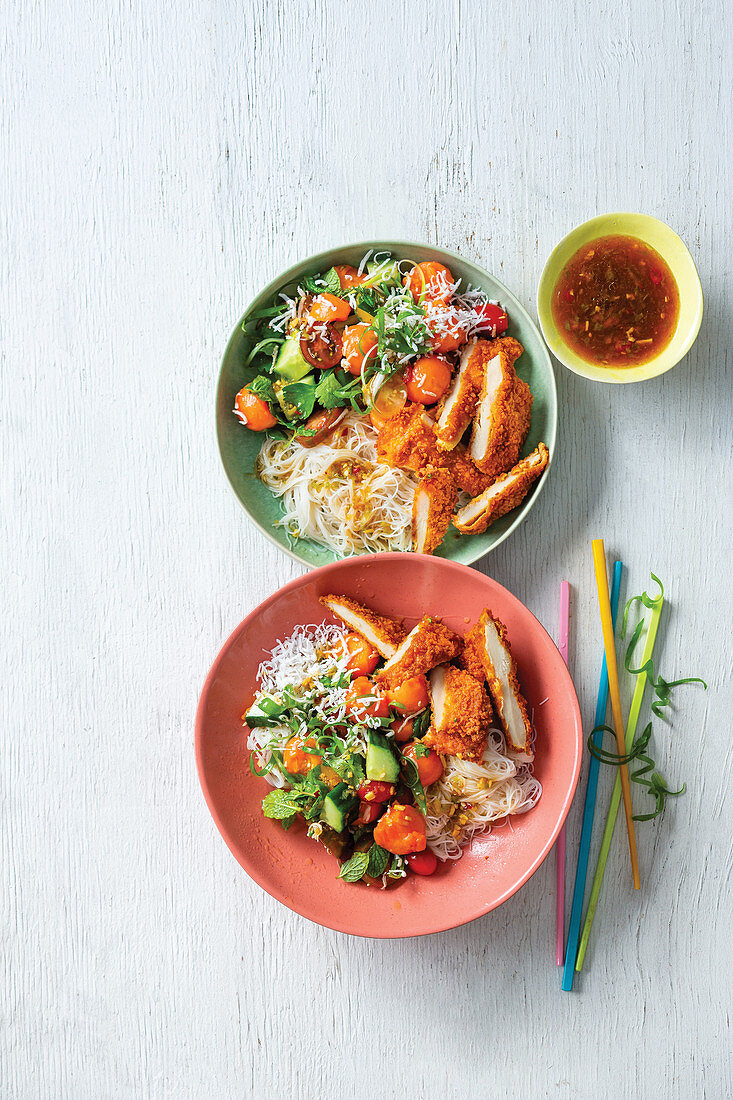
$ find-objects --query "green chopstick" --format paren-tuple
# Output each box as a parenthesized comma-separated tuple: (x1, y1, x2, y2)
(575, 588, 664, 970)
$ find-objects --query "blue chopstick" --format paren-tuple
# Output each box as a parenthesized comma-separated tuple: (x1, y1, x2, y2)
(561, 559, 623, 991)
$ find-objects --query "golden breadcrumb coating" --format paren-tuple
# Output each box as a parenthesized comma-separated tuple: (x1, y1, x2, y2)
(467, 609, 533, 758)
(375, 616, 463, 686)
(376, 404, 490, 496)
(319, 594, 406, 658)
(424, 664, 492, 762)
(452, 443, 549, 535)
(449, 447, 493, 496)
(433, 338, 485, 451)
(457, 624, 487, 682)
(411, 467, 457, 555)
(469, 337, 533, 480)
(376, 405, 448, 472)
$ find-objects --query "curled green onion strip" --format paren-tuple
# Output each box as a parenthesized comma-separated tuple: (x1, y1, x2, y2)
(621, 571, 665, 638)
(249, 753, 274, 778)
(587, 722, 685, 821)
(586, 571, 707, 821)
(623, 591, 708, 718)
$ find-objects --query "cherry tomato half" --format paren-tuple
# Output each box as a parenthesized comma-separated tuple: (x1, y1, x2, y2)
(402, 741, 444, 786)
(386, 675, 429, 714)
(233, 386, 278, 431)
(282, 735, 321, 776)
(407, 849, 438, 875)
(344, 677, 390, 719)
(391, 716, 414, 743)
(336, 632, 380, 676)
(357, 780, 396, 803)
(297, 408, 346, 448)
(306, 292, 352, 324)
(342, 323, 378, 376)
(373, 803, 427, 855)
(369, 374, 408, 429)
(404, 261, 455, 304)
(300, 324, 343, 369)
(474, 301, 509, 336)
(403, 355, 452, 405)
(354, 800, 383, 826)
(334, 264, 367, 288)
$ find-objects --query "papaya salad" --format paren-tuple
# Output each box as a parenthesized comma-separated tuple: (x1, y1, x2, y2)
(234, 252, 549, 556)
(244, 594, 541, 885)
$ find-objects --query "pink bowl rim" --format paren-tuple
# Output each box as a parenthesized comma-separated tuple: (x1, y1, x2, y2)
(195, 553, 583, 938)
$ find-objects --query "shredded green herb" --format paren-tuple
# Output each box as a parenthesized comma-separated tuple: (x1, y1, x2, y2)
(412, 710, 430, 739)
(400, 755, 427, 814)
(314, 370, 365, 412)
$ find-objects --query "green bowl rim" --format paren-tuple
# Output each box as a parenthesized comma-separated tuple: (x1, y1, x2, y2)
(536, 213, 704, 384)
(216, 238, 558, 568)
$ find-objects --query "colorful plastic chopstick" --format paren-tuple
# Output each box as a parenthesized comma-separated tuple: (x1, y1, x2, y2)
(591, 540, 640, 889)
(576, 588, 664, 969)
(555, 581, 570, 965)
(561, 560, 622, 990)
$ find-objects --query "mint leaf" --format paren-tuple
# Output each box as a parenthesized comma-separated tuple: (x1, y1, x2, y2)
(301, 274, 326, 294)
(323, 267, 342, 295)
(338, 851, 370, 883)
(367, 844, 389, 878)
(262, 790, 301, 820)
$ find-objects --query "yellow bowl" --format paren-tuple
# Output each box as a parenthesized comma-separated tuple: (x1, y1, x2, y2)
(536, 213, 703, 383)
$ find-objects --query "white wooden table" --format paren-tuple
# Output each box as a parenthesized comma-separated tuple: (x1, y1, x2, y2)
(2, 1, 731, 1096)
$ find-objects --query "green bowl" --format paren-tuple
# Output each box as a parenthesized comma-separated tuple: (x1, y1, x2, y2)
(216, 240, 557, 568)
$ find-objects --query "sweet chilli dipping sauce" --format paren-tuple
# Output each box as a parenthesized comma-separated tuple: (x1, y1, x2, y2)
(552, 235, 680, 367)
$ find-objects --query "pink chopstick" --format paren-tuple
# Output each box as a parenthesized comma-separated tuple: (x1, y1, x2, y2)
(556, 581, 570, 965)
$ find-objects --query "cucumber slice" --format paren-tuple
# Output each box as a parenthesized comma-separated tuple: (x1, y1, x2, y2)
(367, 258, 401, 287)
(322, 782, 359, 832)
(366, 731, 400, 783)
(274, 335, 311, 382)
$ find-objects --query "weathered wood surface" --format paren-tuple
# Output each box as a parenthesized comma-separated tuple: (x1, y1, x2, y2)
(2, 0, 731, 1096)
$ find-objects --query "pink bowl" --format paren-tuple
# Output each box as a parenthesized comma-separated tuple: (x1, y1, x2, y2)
(195, 554, 582, 938)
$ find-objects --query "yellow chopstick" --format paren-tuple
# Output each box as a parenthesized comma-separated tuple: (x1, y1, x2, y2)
(591, 540, 641, 890)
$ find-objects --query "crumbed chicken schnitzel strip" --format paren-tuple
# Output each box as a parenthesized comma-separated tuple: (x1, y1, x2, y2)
(320, 594, 406, 658)
(457, 624, 488, 682)
(453, 443, 549, 534)
(448, 446, 493, 496)
(434, 338, 484, 451)
(375, 616, 463, 686)
(376, 405, 491, 497)
(424, 664, 492, 762)
(465, 610, 533, 761)
(469, 337, 532, 480)
(412, 467, 457, 555)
